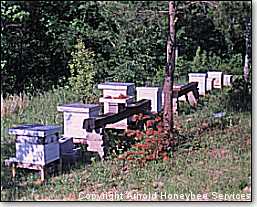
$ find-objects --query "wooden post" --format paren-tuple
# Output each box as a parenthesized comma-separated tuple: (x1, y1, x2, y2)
(59, 158, 62, 174)
(163, 1, 176, 139)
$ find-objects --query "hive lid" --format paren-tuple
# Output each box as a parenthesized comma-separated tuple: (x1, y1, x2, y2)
(188, 73, 207, 77)
(207, 71, 223, 75)
(8, 124, 62, 137)
(57, 103, 100, 113)
(98, 82, 135, 90)
(136, 87, 162, 91)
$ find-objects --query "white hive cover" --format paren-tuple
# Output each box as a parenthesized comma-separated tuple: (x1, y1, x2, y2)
(8, 124, 62, 137)
(57, 103, 99, 113)
(98, 82, 134, 90)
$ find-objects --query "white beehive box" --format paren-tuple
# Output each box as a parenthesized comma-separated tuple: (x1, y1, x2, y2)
(98, 82, 135, 98)
(178, 95, 187, 102)
(207, 71, 223, 89)
(99, 97, 134, 129)
(136, 87, 162, 112)
(223, 75, 233, 86)
(87, 130, 105, 158)
(57, 103, 100, 139)
(188, 73, 207, 96)
(206, 77, 214, 91)
(98, 82, 136, 130)
(9, 124, 62, 166)
(99, 96, 135, 114)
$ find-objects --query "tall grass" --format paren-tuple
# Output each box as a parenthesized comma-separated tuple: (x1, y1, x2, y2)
(1, 86, 98, 138)
(1, 86, 97, 200)
(0, 87, 251, 201)
(1, 93, 29, 118)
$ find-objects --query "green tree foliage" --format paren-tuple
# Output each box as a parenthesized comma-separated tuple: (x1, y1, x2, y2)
(176, 2, 227, 59)
(191, 46, 208, 72)
(209, 1, 251, 56)
(174, 48, 243, 78)
(68, 39, 96, 102)
(1, 1, 251, 95)
(224, 77, 251, 112)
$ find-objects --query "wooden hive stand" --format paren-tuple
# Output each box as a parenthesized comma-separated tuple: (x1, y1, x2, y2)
(161, 82, 199, 114)
(5, 158, 61, 183)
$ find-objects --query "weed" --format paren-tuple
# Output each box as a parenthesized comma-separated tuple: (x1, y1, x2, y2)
(0, 87, 251, 201)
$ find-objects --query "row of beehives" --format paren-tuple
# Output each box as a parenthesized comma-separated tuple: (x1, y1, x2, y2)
(188, 71, 233, 96)
(4, 73, 233, 173)
(5, 82, 139, 170)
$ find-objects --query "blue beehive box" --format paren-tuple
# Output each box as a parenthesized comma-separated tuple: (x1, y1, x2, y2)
(8, 124, 62, 165)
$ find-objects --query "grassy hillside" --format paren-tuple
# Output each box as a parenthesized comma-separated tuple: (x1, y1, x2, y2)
(1, 87, 251, 201)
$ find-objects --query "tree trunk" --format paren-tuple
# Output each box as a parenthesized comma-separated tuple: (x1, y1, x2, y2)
(163, 1, 176, 139)
(244, 18, 251, 82)
(243, 53, 249, 81)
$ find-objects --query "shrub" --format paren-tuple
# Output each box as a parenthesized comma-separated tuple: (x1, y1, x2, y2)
(227, 54, 243, 75)
(208, 53, 243, 75)
(117, 112, 172, 164)
(175, 56, 192, 79)
(224, 77, 251, 112)
(68, 39, 97, 103)
(191, 47, 208, 73)
(152, 66, 165, 86)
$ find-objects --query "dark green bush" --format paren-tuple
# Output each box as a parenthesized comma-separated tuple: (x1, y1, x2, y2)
(224, 77, 251, 112)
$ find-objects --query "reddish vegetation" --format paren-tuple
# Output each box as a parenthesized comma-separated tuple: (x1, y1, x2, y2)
(131, 114, 139, 122)
(146, 120, 155, 128)
(119, 112, 172, 164)
(105, 94, 128, 99)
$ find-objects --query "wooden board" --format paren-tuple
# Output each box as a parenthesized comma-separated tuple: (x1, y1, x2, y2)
(5, 158, 61, 182)
(83, 99, 151, 130)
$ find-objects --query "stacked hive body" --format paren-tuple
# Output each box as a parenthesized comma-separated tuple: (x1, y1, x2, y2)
(5, 124, 62, 182)
(8, 124, 61, 166)
(207, 71, 223, 89)
(206, 78, 215, 91)
(57, 103, 100, 139)
(136, 87, 162, 112)
(57, 103, 105, 158)
(223, 74, 233, 87)
(98, 82, 135, 129)
(188, 73, 207, 96)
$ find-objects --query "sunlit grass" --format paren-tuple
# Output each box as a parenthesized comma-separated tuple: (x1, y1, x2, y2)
(0, 87, 251, 201)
